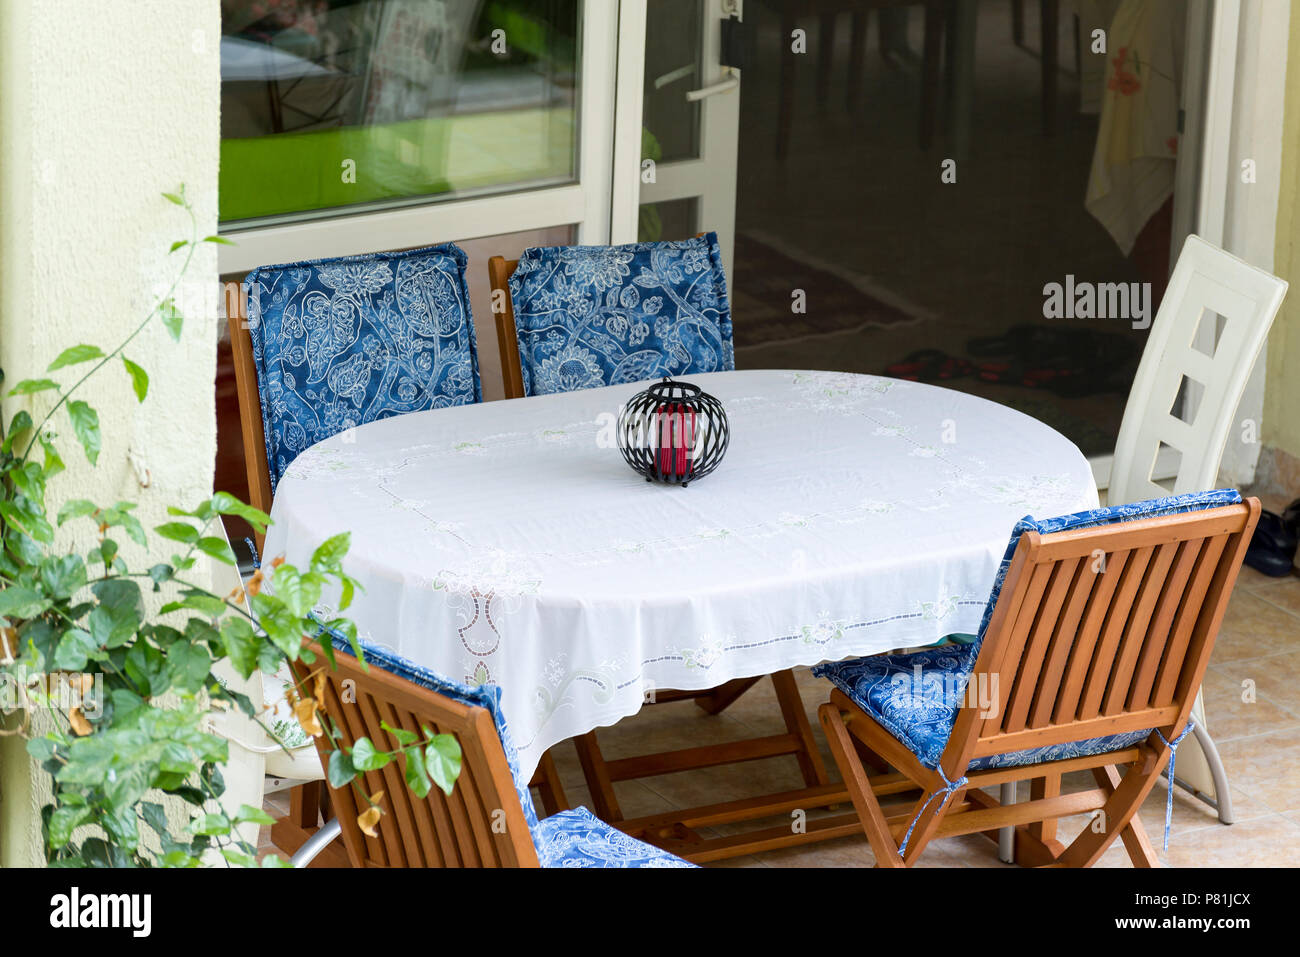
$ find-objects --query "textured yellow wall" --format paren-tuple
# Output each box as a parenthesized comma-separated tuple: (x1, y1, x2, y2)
(0, 0, 220, 866)
(1266, 7, 1300, 458)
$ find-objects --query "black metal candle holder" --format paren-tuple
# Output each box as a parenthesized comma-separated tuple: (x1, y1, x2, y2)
(617, 378, 729, 487)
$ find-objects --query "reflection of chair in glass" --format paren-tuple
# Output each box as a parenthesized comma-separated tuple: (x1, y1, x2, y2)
(1106, 235, 1288, 824)
(817, 490, 1259, 866)
(291, 635, 693, 867)
(763, 0, 944, 158)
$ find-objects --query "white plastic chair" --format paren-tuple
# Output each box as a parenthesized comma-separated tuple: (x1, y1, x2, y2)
(1108, 233, 1287, 823)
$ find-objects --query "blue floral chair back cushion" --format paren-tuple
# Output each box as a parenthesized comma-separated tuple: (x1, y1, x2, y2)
(244, 244, 482, 492)
(508, 232, 734, 396)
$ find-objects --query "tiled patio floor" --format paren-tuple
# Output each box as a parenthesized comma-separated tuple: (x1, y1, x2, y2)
(262, 503, 1300, 868)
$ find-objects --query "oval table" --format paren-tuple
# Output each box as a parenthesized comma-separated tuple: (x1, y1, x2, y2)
(264, 370, 1099, 855)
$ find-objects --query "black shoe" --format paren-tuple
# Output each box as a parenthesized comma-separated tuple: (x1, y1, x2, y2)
(1281, 498, 1300, 537)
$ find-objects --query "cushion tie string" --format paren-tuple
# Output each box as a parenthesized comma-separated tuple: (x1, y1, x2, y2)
(1154, 720, 1195, 852)
(900, 765, 968, 857)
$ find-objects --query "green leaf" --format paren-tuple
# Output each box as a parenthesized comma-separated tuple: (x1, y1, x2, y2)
(208, 492, 271, 532)
(2, 410, 32, 455)
(0, 585, 50, 619)
(48, 805, 93, 848)
(88, 579, 142, 649)
(40, 554, 87, 599)
(66, 400, 100, 464)
(169, 240, 187, 253)
(8, 378, 60, 397)
(47, 344, 105, 372)
(404, 746, 432, 799)
(380, 720, 417, 747)
(39, 434, 65, 479)
(425, 734, 462, 796)
(310, 532, 351, 573)
(202, 235, 235, 245)
(195, 536, 236, 565)
(0, 499, 53, 544)
(326, 748, 357, 788)
(124, 641, 167, 697)
(350, 737, 391, 773)
(154, 521, 199, 544)
(233, 804, 275, 827)
(9, 461, 46, 503)
(167, 640, 213, 694)
(160, 298, 183, 342)
(139, 802, 170, 839)
(122, 357, 148, 402)
(57, 499, 98, 525)
(162, 190, 185, 205)
(189, 812, 230, 837)
(52, 629, 99, 672)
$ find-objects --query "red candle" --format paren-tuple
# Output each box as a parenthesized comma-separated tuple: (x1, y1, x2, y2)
(656, 403, 696, 479)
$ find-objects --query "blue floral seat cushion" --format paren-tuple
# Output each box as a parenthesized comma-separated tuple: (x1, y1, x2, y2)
(814, 645, 1151, 771)
(508, 232, 734, 396)
(245, 244, 482, 493)
(325, 631, 695, 868)
(813, 488, 1243, 770)
(533, 808, 696, 868)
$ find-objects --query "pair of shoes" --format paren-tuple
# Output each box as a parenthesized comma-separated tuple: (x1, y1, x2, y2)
(884, 349, 974, 383)
(1244, 509, 1298, 576)
(964, 325, 1139, 397)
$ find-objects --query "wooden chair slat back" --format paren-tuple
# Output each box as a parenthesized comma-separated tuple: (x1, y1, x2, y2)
(292, 641, 541, 868)
(223, 281, 273, 550)
(953, 501, 1258, 767)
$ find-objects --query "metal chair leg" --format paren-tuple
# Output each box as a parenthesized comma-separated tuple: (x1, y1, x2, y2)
(1169, 722, 1235, 824)
(997, 782, 1016, 862)
(290, 817, 343, 867)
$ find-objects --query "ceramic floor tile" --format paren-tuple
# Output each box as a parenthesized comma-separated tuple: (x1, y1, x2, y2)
(1200, 667, 1300, 741)
(1213, 727, 1300, 814)
(1212, 590, 1300, 664)
(1214, 653, 1300, 720)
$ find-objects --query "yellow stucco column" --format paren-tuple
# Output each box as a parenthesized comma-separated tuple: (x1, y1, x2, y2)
(1266, 5, 1300, 463)
(0, 0, 220, 867)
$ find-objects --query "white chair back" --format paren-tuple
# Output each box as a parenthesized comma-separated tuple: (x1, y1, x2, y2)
(1109, 234, 1287, 505)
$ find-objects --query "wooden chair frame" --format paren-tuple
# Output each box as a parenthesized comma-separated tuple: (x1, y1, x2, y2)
(818, 499, 1260, 867)
(291, 640, 543, 867)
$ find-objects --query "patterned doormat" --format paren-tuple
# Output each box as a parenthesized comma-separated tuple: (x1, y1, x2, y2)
(731, 230, 924, 349)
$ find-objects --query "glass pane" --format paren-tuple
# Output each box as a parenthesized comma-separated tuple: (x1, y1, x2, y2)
(638, 197, 698, 243)
(732, 1, 1206, 459)
(642, 0, 703, 164)
(219, 0, 580, 225)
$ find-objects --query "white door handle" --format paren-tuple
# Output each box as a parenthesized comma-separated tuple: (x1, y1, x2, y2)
(685, 71, 739, 102)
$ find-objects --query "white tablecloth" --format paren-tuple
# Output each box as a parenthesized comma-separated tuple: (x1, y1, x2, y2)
(264, 370, 1099, 778)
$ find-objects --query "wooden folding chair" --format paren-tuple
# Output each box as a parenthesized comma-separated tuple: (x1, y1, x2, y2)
(290, 638, 691, 867)
(224, 282, 569, 857)
(817, 493, 1259, 867)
